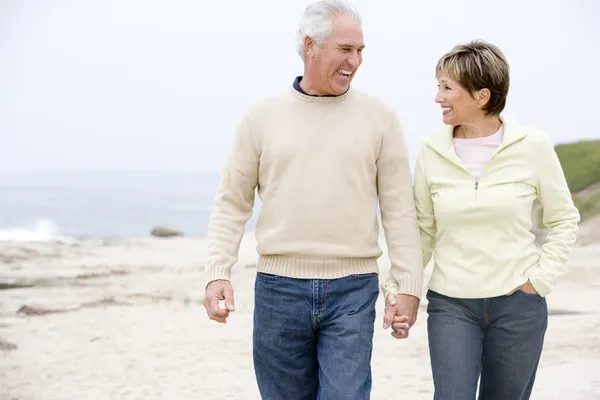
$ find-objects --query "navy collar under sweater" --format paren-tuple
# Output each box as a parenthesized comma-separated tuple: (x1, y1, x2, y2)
(293, 76, 346, 97)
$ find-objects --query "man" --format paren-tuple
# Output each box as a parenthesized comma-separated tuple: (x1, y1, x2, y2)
(203, 0, 423, 398)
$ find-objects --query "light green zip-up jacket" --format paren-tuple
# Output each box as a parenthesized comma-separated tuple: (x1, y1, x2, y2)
(410, 116, 579, 298)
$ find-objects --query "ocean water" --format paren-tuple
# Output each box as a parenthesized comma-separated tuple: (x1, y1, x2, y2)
(0, 171, 260, 240)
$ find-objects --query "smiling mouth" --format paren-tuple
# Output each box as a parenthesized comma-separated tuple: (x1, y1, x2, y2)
(442, 106, 453, 115)
(337, 69, 352, 79)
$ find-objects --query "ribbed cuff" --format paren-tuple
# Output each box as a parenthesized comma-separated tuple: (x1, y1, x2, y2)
(526, 266, 552, 297)
(384, 273, 423, 300)
(205, 265, 232, 288)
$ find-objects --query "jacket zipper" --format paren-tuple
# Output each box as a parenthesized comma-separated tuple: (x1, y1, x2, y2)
(427, 133, 527, 202)
(427, 146, 480, 200)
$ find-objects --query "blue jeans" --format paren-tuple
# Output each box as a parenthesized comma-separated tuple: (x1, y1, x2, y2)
(426, 289, 548, 400)
(252, 272, 380, 400)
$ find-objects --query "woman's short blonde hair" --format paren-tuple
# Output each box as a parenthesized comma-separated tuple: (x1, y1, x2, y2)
(436, 40, 510, 116)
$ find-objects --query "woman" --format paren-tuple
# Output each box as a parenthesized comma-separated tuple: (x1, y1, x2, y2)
(399, 40, 580, 399)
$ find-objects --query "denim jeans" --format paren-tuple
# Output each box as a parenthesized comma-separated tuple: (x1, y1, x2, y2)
(426, 289, 548, 400)
(252, 271, 380, 400)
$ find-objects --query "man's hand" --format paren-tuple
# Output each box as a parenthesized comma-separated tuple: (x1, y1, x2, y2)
(506, 279, 539, 296)
(383, 293, 420, 339)
(203, 279, 236, 323)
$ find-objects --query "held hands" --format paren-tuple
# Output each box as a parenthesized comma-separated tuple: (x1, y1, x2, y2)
(203, 279, 236, 323)
(506, 279, 539, 296)
(383, 293, 420, 339)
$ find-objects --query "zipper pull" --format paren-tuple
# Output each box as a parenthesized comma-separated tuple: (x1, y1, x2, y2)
(475, 181, 479, 190)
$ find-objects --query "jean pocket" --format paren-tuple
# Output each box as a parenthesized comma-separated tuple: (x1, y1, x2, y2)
(256, 272, 282, 282)
(426, 289, 445, 300)
(349, 273, 378, 281)
(516, 289, 542, 299)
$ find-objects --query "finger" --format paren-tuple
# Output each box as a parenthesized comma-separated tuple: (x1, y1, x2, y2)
(394, 315, 412, 330)
(383, 294, 398, 329)
(208, 294, 222, 309)
(383, 305, 396, 329)
(223, 284, 235, 311)
(391, 329, 405, 338)
(392, 322, 410, 331)
(211, 314, 229, 323)
(207, 296, 230, 318)
(209, 307, 229, 319)
(392, 315, 410, 328)
(387, 293, 396, 306)
(391, 328, 408, 339)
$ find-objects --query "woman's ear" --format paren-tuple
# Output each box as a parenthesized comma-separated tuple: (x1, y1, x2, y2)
(477, 88, 491, 109)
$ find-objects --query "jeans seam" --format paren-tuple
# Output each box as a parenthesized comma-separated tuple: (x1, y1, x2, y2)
(311, 280, 328, 326)
(312, 280, 318, 328)
(317, 280, 328, 320)
(483, 299, 490, 328)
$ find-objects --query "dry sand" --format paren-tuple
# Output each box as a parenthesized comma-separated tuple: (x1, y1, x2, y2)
(1, 233, 599, 399)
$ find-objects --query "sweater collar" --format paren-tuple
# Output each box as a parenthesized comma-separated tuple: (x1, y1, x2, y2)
(426, 115, 527, 156)
(290, 76, 353, 103)
(293, 76, 343, 97)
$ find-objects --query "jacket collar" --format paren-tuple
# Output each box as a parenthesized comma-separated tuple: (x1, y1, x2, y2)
(425, 115, 527, 156)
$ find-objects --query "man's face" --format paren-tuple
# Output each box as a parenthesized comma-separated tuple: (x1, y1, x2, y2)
(306, 14, 364, 95)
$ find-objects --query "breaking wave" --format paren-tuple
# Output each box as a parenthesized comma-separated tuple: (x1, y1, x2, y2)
(0, 219, 70, 241)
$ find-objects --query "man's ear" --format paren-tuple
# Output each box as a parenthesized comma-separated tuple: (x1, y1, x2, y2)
(304, 36, 316, 59)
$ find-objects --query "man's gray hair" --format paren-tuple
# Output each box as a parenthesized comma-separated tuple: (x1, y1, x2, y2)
(295, 0, 361, 61)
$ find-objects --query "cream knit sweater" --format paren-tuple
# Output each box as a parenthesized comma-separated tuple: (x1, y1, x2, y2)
(205, 86, 423, 298)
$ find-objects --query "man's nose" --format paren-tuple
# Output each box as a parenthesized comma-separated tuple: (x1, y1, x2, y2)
(347, 52, 360, 68)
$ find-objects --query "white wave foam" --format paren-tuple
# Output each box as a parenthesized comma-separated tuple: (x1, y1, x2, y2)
(0, 219, 70, 242)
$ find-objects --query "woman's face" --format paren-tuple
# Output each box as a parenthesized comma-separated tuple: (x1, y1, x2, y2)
(434, 71, 484, 126)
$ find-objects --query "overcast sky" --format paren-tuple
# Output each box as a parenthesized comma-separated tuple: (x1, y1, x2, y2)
(1, 0, 598, 173)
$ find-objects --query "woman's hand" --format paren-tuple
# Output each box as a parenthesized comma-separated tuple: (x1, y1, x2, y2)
(519, 280, 539, 295)
(507, 280, 539, 296)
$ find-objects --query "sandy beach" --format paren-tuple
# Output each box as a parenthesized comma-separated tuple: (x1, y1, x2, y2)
(1, 232, 599, 400)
